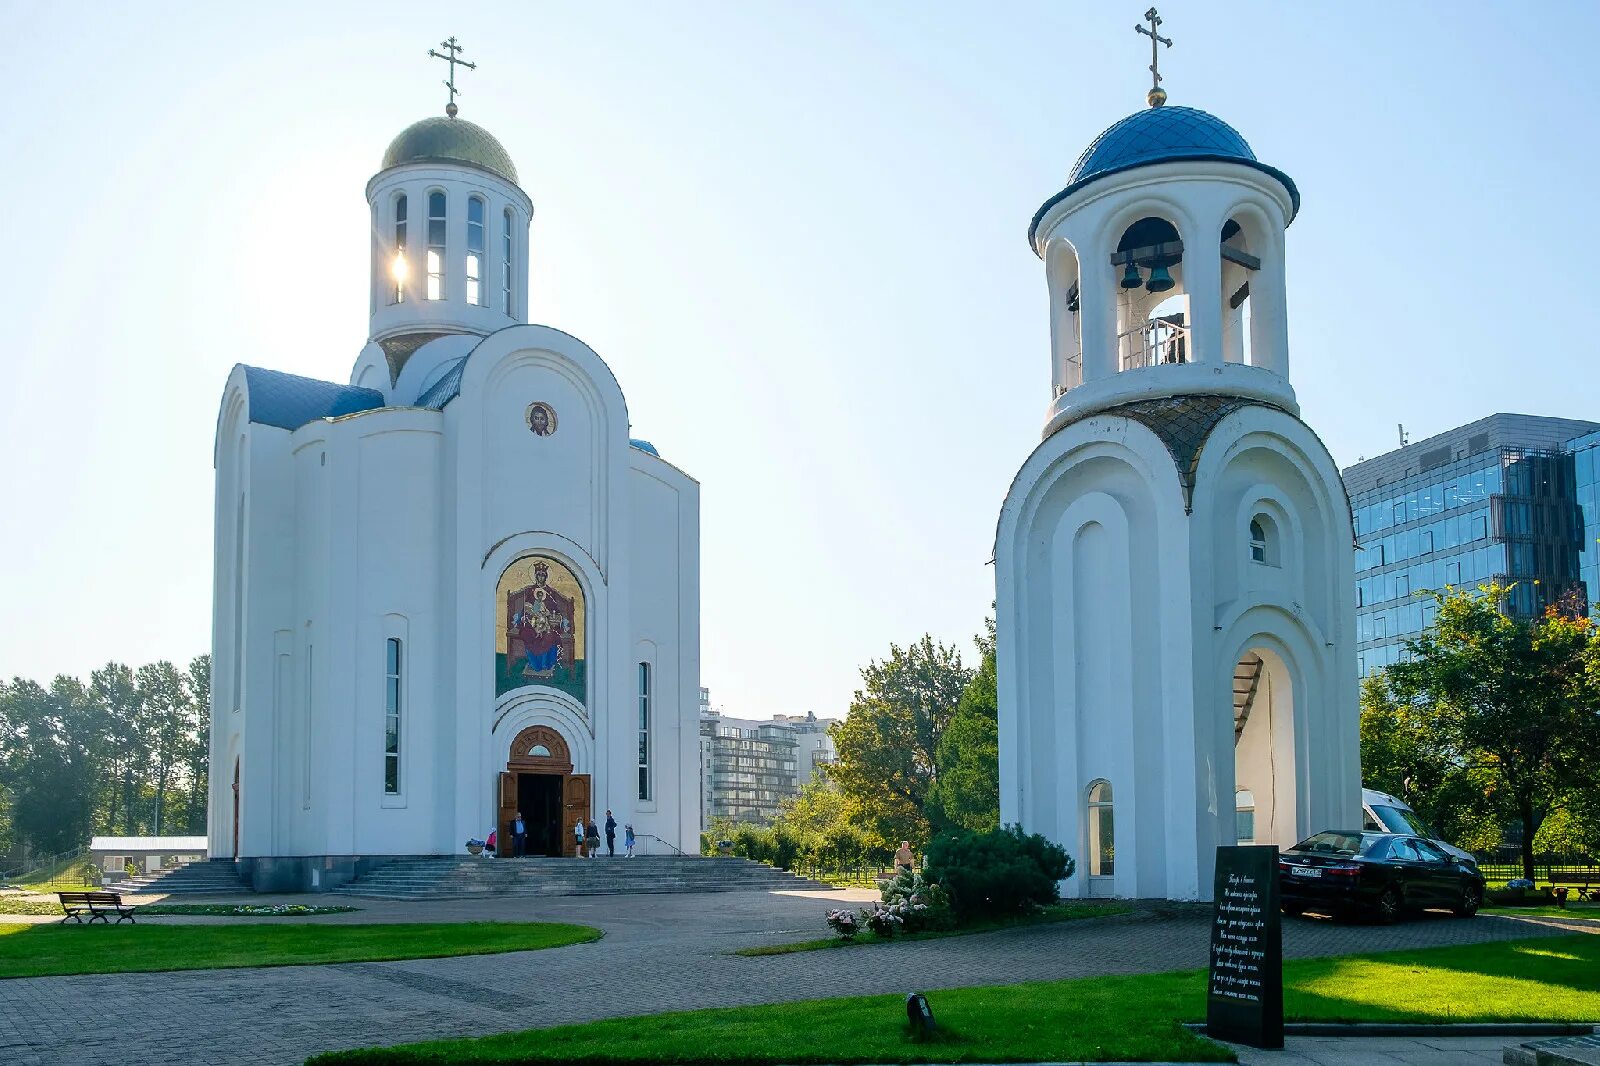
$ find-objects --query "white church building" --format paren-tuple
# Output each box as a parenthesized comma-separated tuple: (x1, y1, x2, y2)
(210, 94, 699, 891)
(995, 78, 1361, 900)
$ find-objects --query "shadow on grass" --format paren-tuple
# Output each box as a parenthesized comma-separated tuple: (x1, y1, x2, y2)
(307, 933, 1600, 1065)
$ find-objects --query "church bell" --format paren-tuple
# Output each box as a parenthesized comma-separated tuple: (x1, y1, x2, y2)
(1145, 261, 1175, 293)
(1120, 260, 1144, 289)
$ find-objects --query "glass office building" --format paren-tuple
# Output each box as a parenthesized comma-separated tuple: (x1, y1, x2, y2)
(1573, 427, 1600, 616)
(1342, 413, 1598, 677)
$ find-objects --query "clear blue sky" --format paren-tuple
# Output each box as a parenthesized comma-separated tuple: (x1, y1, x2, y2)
(2, 2, 1596, 720)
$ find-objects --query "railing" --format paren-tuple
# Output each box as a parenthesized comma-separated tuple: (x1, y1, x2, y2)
(1118, 315, 1189, 371)
(635, 833, 685, 856)
(1472, 850, 1599, 884)
(0, 844, 93, 885)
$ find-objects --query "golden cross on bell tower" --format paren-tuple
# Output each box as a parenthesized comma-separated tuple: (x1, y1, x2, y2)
(1134, 7, 1173, 108)
(428, 36, 477, 118)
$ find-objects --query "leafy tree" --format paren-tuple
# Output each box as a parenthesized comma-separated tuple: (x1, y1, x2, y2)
(91, 662, 145, 833)
(929, 619, 999, 832)
(0, 677, 101, 854)
(828, 635, 972, 848)
(138, 661, 191, 836)
(184, 654, 211, 834)
(1385, 584, 1600, 880)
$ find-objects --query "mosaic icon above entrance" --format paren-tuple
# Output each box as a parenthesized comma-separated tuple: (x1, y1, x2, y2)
(495, 555, 586, 705)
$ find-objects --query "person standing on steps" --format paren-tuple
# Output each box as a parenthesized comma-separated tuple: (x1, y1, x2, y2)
(512, 811, 528, 857)
(573, 816, 586, 857)
(624, 823, 636, 857)
(585, 816, 601, 859)
(605, 809, 617, 857)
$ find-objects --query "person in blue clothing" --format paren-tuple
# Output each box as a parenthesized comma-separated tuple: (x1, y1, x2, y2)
(511, 811, 527, 857)
(624, 824, 636, 857)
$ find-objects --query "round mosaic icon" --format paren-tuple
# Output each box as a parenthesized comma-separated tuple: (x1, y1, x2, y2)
(526, 402, 557, 437)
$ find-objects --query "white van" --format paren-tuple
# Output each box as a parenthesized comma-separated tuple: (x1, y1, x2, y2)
(1362, 787, 1476, 866)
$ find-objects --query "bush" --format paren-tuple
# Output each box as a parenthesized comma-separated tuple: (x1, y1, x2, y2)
(877, 868, 956, 933)
(825, 908, 859, 940)
(860, 904, 903, 938)
(922, 823, 1074, 922)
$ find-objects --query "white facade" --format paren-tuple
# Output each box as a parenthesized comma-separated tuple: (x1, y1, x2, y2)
(210, 110, 700, 890)
(995, 102, 1359, 901)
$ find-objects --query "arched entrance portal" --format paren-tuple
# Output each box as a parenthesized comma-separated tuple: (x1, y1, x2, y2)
(1232, 647, 1298, 850)
(498, 725, 588, 857)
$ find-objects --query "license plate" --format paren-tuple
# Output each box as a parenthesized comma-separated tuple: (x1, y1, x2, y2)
(1293, 867, 1322, 878)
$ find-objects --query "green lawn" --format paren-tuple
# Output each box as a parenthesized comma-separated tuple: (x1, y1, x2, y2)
(307, 934, 1600, 1065)
(735, 900, 1131, 956)
(0, 921, 600, 978)
(1482, 905, 1600, 921)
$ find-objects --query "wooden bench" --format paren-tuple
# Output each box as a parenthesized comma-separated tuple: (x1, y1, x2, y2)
(1547, 873, 1599, 903)
(57, 891, 136, 925)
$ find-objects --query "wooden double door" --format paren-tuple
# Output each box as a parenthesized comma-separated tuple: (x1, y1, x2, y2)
(498, 724, 588, 857)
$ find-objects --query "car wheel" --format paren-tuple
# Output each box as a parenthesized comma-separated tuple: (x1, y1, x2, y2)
(1376, 886, 1403, 924)
(1454, 884, 1481, 918)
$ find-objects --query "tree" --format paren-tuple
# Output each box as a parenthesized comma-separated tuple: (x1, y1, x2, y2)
(1385, 584, 1600, 880)
(91, 663, 145, 834)
(929, 619, 1000, 831)
(828, 635, 972, 847)
(0, 676, 102, 854)
(183, 654, 211, 835)
(137, 661, 190, 836)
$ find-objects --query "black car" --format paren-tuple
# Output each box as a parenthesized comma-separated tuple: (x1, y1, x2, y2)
(1278, 830, 1485, 923)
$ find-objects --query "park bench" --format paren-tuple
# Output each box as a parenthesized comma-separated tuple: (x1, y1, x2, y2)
(1547, 871, 1600, 903)
(57, 891, 137, 924)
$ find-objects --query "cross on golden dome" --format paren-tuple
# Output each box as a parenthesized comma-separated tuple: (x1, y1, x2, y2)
(428, 36, 477, 118)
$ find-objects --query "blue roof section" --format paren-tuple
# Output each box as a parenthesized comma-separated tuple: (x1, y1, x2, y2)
(415, 356, 469, 409)
(242, 366, 385, 430)
(629, 438, 660, 457)
(1030, 105, 1299, 249)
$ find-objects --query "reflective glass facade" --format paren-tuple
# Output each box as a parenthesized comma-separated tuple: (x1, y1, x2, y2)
(1343, 414, 1598, 677)
(1573, 428, 1600, 617)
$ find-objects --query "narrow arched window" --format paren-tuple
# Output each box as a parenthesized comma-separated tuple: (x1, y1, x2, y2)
(637, 662, 652, 801)
(391, 195, 407, 304)
(1249, 519, 1267, 563)
(502, 208, 514, 315)
(384, 638, 401, 794)
(466, 196, 485, 306)
(1235, 789, 1255, 842)
(1087, 780, 1114, 877)
(1249, 513, 1279, 565)
(426, 191, 446, 300)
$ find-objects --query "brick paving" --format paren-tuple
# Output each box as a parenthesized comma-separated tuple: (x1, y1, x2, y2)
(0, 889, 1591, 1066)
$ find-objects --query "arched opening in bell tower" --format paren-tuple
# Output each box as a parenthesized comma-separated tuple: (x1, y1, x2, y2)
(1232, 646, 1298, 850)
(1113, 216, 1188, 370)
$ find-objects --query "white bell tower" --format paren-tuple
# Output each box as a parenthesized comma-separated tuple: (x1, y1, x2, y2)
(355, 38, 533, 394)
(994, 13, 1360, 901)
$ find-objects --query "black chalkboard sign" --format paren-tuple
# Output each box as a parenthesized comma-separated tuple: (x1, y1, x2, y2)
(1205, 844, 1283, 1049)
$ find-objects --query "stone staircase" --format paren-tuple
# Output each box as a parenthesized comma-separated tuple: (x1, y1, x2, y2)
(104, 858, 250, 896)
(331, 854, 836, 900)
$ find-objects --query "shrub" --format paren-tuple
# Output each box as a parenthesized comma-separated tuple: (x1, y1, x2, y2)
(922, 823, 1074, 922)
(877, 868, 956, 933)
(860, 904, 903, 938)
(825, 908, 859, 940)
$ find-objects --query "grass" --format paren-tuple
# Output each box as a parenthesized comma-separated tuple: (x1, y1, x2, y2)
(734, 900, 1131, 956)
(307, 934, 1600, 1065)
(0, 897, 66, 916)
(11, 855, 100, 891)
(0, 921, 601, 978)
(1483, 905, 1600, 921)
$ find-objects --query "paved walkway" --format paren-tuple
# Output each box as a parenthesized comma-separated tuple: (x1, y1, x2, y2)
(0, 889, 1591, 1066)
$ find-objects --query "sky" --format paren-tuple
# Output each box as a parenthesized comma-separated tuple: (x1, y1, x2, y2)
(2, 2, 1597, 721)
